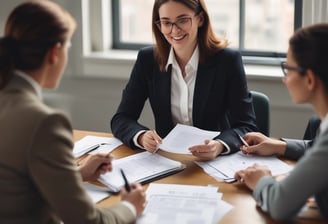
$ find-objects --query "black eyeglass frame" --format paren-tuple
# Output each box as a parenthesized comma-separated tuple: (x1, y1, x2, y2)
(155, 16, 194, 34)
(280, 62, 306, 76)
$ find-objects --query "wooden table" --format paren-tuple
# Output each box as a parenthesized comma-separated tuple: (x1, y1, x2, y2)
(74, 130, 324, 224)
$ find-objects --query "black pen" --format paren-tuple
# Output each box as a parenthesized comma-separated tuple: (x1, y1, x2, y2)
(120, 169, 131, 192)
(85, 144, 100, 153)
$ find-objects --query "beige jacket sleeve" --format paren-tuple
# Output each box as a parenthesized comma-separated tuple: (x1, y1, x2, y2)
(28, 113, 135, 224)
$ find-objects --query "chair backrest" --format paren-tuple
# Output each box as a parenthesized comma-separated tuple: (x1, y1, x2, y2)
(251, 91, 270, 136)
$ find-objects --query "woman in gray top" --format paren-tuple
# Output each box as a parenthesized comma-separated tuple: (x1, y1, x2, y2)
(235, 23, 328, 221)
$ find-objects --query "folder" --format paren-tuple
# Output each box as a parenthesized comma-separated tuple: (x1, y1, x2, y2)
(98, 152, 185, 193)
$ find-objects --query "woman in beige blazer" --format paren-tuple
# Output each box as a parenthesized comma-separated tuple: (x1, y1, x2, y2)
(0, 1, 145, 223)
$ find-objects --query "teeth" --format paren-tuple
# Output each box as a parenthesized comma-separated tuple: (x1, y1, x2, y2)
(172, 35, 184, 40)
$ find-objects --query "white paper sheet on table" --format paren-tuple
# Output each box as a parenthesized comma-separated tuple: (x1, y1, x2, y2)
(159, 124, 220, 154)
(196, 151, 293, 181)
(98, 152, 185, 193)
(137, 183, 233, 224)
(73, 135, 123, 158)
(84, 182, 111, 203)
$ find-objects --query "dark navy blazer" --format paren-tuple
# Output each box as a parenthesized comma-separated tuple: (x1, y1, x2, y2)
(111, 46, 258, 153)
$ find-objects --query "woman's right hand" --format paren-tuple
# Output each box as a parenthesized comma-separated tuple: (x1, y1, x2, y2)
(121, 183, 146, 217)
(138, 130, 162, 153)
(241, 132, 287, 156)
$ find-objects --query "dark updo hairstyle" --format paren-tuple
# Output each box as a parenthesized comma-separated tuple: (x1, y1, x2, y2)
(289, 23, 328, 90)
(0, 0, 76, 89)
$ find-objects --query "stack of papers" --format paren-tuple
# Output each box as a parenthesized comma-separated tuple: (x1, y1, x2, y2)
(73, 135, 123, 158)
(137, 183, 233, 224)
(196, 151, 293, 182)
(98, 152, 185, 192)
(159, 124, 220, 154)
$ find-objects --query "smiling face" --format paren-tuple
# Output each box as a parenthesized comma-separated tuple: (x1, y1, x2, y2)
(158, 1, 203, 57)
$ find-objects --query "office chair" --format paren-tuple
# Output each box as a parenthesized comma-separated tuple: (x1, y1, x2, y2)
(251, 90, 270, 136)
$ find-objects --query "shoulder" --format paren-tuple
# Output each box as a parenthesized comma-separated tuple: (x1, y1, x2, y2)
(137, 46, 155, 59)
(212, 48, 242, 60)
(16, 91, 72, 135)
(133, 46, 158, 73)
(204, 48, 243, 69)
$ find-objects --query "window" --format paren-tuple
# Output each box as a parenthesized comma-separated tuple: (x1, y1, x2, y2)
(75, 0, 327, 78)
(110, 0, 301, 62)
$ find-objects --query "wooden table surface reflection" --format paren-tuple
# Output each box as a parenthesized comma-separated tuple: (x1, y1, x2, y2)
(74, 130, 324, 224)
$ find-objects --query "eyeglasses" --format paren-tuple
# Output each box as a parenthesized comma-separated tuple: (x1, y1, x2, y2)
(280, 62, 305, 76)
(155, 17, 193, 34)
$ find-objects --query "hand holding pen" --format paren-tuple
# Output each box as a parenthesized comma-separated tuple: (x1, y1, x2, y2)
(120, 169, 146, 217)
(138, 130, 162, 153)
(78, 153, 113, 181)
(239, 132, 287, 156)
(238, 134, 249, 147)
(120, 169, 131, 192)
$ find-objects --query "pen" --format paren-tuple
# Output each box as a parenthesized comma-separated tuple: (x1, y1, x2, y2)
(85, 144, 101, 153)
(238, 134, 249, 147)
(120, 169, 131, 192)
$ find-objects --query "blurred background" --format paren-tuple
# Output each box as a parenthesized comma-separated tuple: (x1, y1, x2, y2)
(1, 0, 327, 139)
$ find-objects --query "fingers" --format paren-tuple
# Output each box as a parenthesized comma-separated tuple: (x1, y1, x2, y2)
(234, 170, 245, 181)
(240, 145, 257, 155)
(140, 130, 162, 153)
(189, 140, 222, 160)
(121, 182, 146, 217)
(189, 139, 212, 153)
(130, 182, 143, 191)
(121, 183, 143, 194)
(152, 130, 162, 143)
(243, 132, 268, 145)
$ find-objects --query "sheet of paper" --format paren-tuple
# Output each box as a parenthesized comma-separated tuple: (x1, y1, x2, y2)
(159, 124, 220, 154)
(98, 152, 183, 192)
(84, 182, 111, 203)
(197, 151, 293, 179)
(73, 135, 122, 158)
(137, 183, 232, 224)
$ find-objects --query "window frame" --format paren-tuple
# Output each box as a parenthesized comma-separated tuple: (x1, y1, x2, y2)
(75, 0, 328, 79)
(111, 0, 303, 65)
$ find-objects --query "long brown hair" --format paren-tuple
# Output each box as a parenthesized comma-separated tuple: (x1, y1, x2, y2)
(0, 0, 76, 89)
(152, 0, 228, 72)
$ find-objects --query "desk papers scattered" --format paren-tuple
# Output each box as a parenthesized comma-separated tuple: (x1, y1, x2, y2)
(137, 183, 233, 224)
(196, 151, 293, 181)
(98, 152, 185, 192)
(73, 135, 123, 158)
(159, 124, 220, 154)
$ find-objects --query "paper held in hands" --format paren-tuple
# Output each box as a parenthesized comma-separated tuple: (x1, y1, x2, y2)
(159, 124, 220, 154)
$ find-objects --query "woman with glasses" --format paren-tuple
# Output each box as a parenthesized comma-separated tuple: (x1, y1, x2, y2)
(111, 0, 257, 160)
(0, 1, 145, 223)
(235, 23, 328, 221)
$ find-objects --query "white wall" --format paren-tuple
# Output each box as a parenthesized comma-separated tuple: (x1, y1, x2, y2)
(1, 0, 320, 139)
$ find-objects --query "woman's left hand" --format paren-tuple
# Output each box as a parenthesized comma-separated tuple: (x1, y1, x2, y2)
(189, 139, 223, 160)
(234, 164, 272, 190)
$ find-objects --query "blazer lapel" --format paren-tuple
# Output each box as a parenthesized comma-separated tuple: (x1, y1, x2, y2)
(192, 61, 217, 126)
(156, 66, 174, 134)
